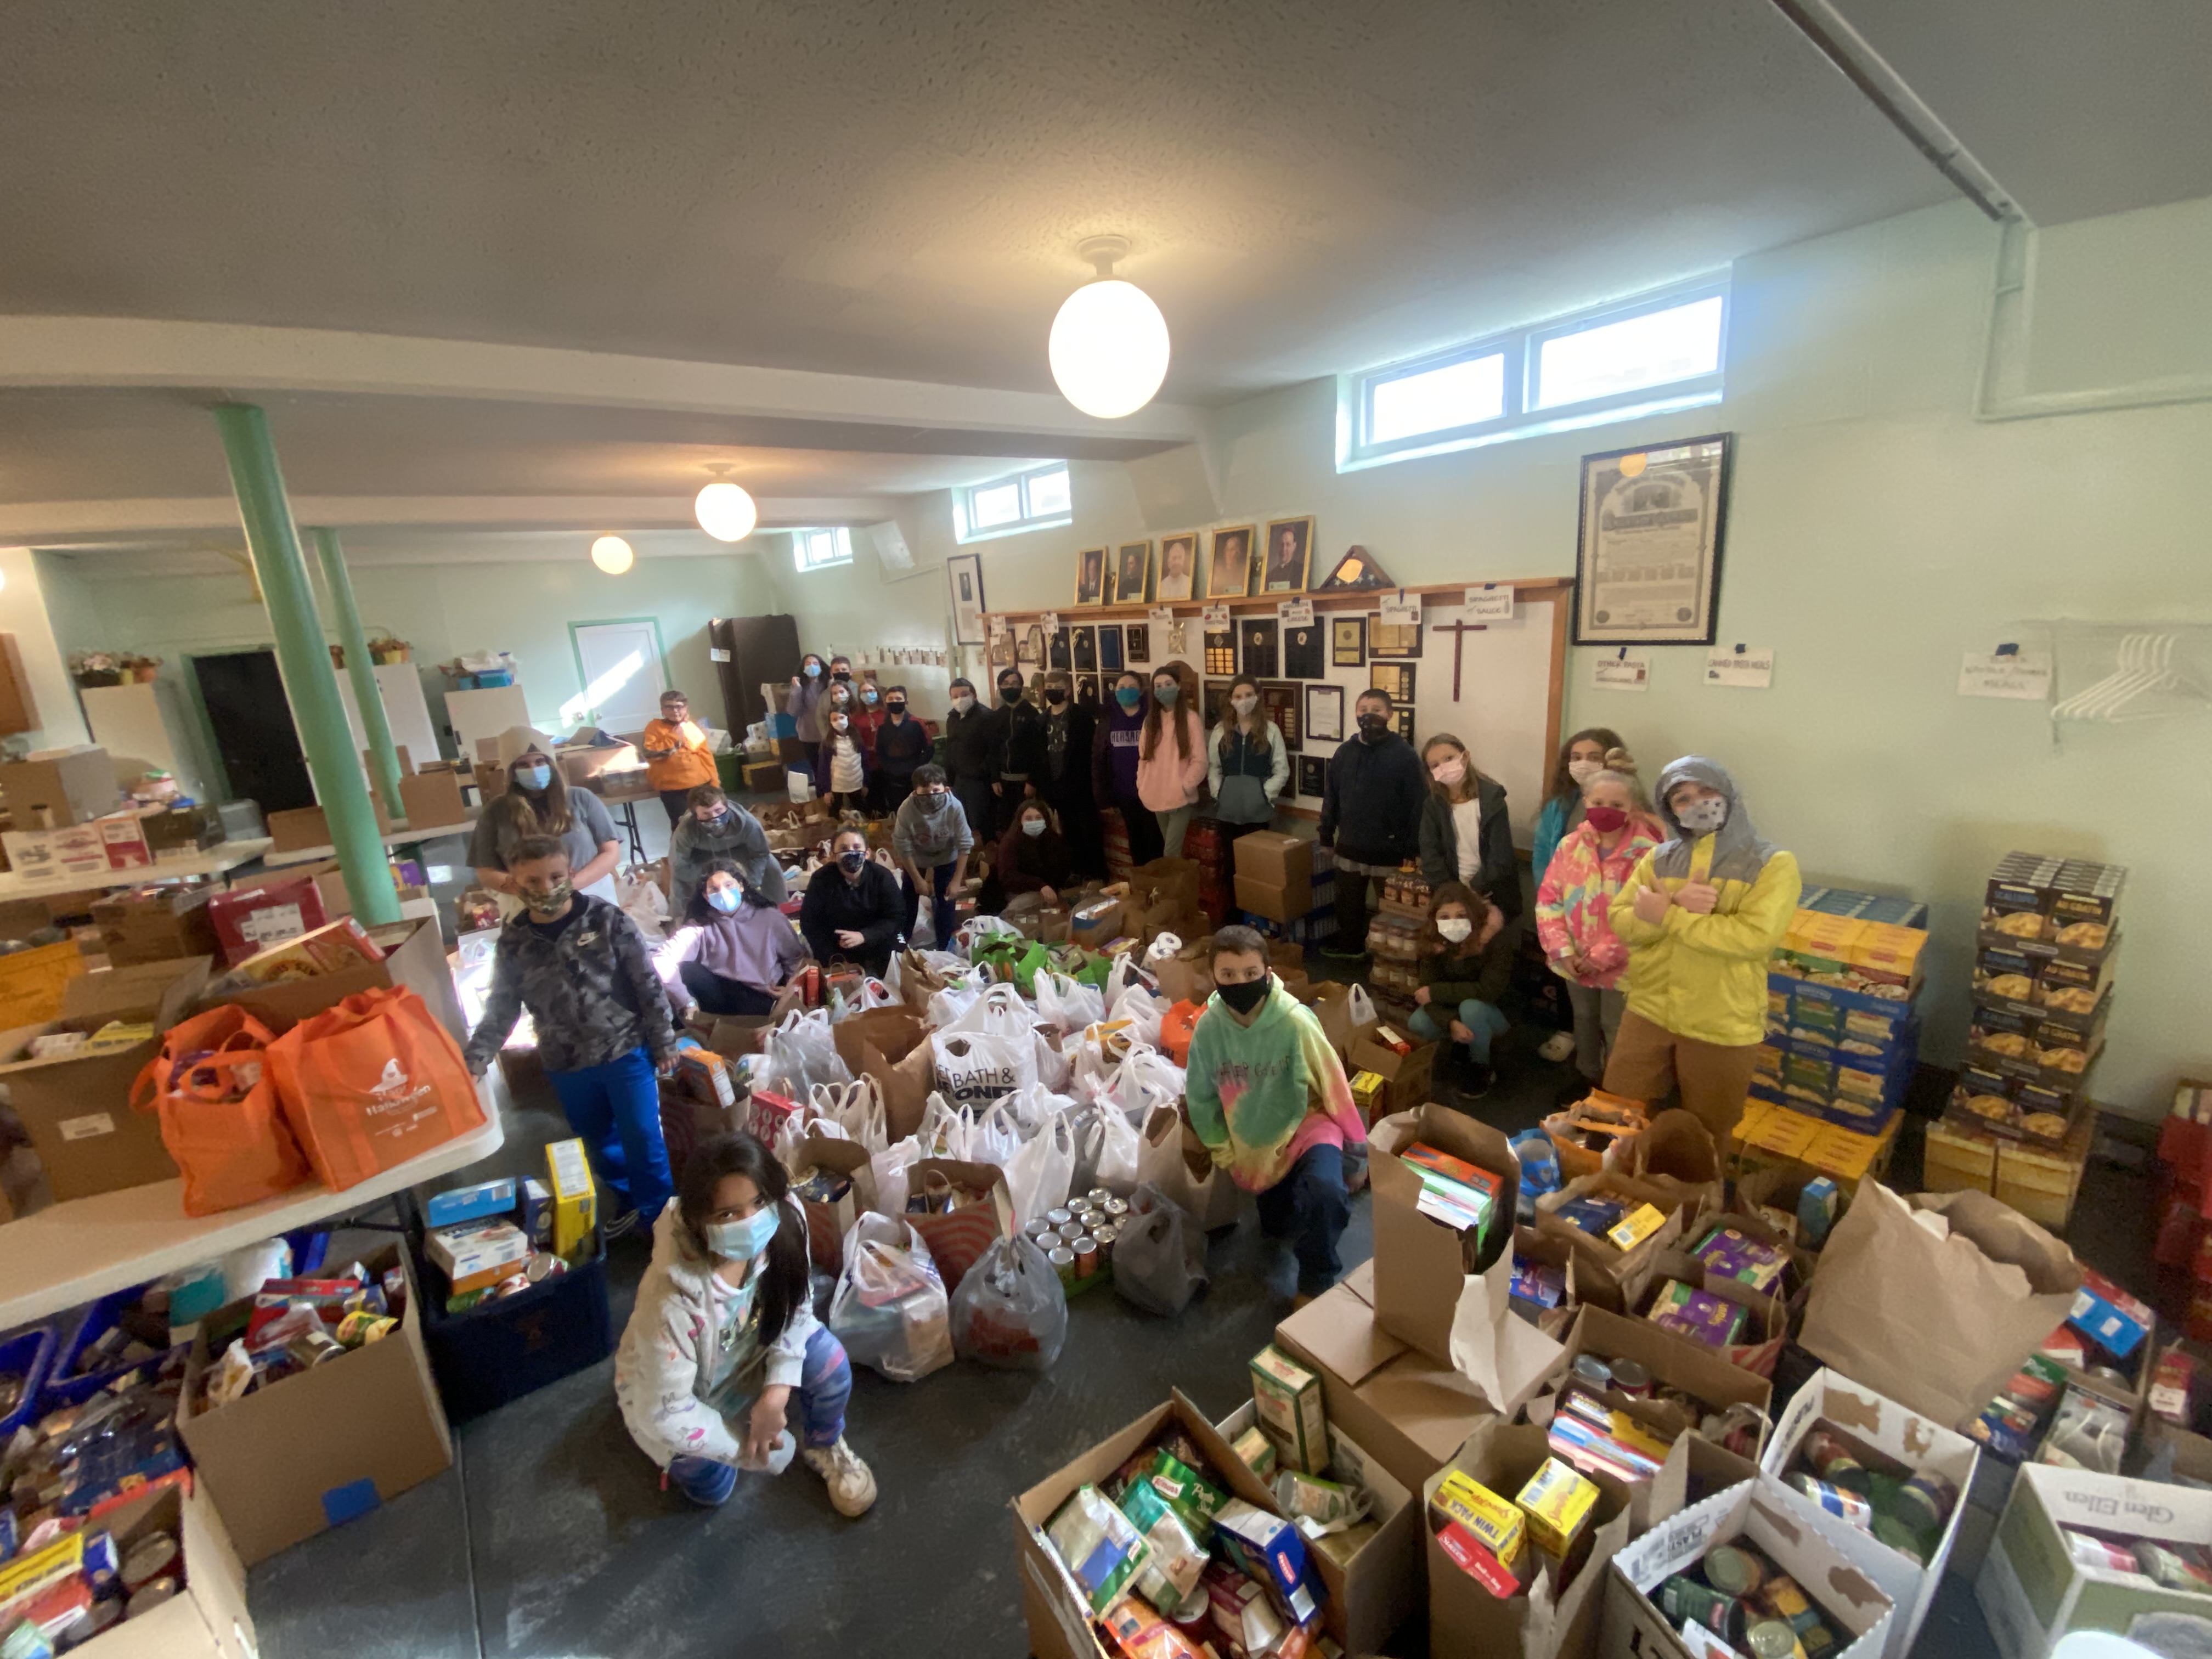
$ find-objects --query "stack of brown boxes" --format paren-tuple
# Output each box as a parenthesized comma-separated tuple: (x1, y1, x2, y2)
(1232, 830, 1313, 924)
(89, 882, 221, 966)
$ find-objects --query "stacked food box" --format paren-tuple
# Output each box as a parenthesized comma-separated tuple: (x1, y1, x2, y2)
(1751, 887, 1928, 1135)
(1363, 865, 1432, 1001)
(1183, 816, 1235, 929)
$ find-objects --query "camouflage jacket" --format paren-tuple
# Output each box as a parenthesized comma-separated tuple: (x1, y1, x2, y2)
(464, 894, 678, 1075)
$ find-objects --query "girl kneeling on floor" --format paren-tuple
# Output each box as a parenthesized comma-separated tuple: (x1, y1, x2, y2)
(614, 1133, 877, 1516)
(1406, 882, 1514, 1097)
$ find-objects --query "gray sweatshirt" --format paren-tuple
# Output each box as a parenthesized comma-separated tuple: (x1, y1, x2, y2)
(892, 792, 975, 869)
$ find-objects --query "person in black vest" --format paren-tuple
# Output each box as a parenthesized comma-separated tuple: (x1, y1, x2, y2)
(797, 827, 904, 975)
(1317, 689, 1426, 961)
(941, 676, 1000, 856)
(992, 668, 1047, 837)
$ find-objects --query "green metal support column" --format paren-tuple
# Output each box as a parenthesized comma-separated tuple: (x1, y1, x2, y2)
(212, 405, 401, 926)
(314, 527, 407, 822)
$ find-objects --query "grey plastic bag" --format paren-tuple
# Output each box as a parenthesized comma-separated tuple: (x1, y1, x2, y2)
(949, 1234, 1068, 1371)
(1111, 1182, 1209, 1316)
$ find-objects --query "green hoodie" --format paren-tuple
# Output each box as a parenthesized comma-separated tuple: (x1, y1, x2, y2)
(1184, 977, 1366, 1192)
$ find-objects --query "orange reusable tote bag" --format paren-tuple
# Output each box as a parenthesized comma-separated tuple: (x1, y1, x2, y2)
(267, 986, 486, 1191)
(131, 1005, 312, 1217)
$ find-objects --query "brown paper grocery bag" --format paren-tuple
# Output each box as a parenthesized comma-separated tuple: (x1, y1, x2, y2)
(1798, 1182, 2082, 1429)
(831, 1007, 928, 1074)
(1615, 1108, 1725, 1229)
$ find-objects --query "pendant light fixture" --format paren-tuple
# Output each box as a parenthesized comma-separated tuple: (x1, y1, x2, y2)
(590, 534, 635, 574)
(694, 464, 759, 543)
(1048, 235, 1170, 420)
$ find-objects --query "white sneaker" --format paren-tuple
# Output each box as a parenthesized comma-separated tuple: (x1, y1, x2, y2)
(800, 1436, 878, 1517)
(1537, 1031, 1577, 1064)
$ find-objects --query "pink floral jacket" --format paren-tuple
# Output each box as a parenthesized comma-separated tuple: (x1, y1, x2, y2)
(1534, 815, 1665, 989)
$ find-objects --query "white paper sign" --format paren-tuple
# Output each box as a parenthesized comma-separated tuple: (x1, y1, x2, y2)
(988, 616, 1009, 640)
(1959, 652, 2052, 701)
(1592, 652, 1651, 692)
(1378, 592, 1421, 628)
(1705, 646, 1775, 689)
(1465, 584, 1515, 622)
(1278, 597, 1314, 628)
(708, 647, 731, 662)
(1149, 608, 1174, 628)
(1201, 603, 1231, 627)
(1040, 611, 1060, 633)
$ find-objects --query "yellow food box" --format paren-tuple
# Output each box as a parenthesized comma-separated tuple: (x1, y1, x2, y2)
(1852, 922, 1928, 977)
(1515, 1458, 1599, 1564)
(1606, 1202, 1667, 1252)
(1432, 1471, 1524, 1570)
(1349, 1070, 1388, 1120)
(1743, 1107, 1822, 1161)
(545, 1136, 599, 1262)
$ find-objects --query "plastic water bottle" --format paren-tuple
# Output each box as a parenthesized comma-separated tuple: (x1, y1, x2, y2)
(738, 1430, 795, 1475)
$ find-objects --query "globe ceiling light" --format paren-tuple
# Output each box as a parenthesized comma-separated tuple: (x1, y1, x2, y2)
(590, 535, 635, 574)
(695, 465, 758, 542)
(1048, 235, 1170, 420)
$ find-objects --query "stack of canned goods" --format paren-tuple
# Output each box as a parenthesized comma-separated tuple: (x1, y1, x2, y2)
(1022, 1190, 1135, 1290)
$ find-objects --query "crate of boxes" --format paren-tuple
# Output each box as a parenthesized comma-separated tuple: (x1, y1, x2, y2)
(1752, 886, 1926, 1136)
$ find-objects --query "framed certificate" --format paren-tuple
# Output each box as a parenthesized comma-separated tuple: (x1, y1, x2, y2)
(1573, 433, 1734, 646)
(1305, 683, 1345, 745)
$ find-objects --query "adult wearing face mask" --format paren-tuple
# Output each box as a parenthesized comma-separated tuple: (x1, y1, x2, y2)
(669, 784, 784, 918)
(1317, 690, 1426, 960)
(1605, 757, 1802, 1142)
(890, 764, 973, 946)
(471, 725, 625, 910)
(785, 653, 831, 751)
(798, 826, 904, 975)
(992, 669, 1047, 837)
(1136, 661, 1207, 858)
(1092, 670, 1160, 867)
(983, 798, 1073, 913)
(870, 684, 932, 812)
(941, 676, 1000, 847)
(653, 860, 808, 1019)
(1036, 672, 1102, 879)
(1208, 674, 1289, 850)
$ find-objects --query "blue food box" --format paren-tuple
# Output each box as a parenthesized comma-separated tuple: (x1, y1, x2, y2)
(426, 1177, 518, 1228)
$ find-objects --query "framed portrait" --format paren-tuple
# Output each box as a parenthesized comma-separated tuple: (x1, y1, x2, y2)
(1260, 681, 1301, 750)
(1259, 516, 1314, 594)
(1206, 525, 1255, 600)
(1019, 624, 1045, 666)
(1305, 683, 1345, 745)
(1112, 541, 1153, 606)
(1049, 627, 1073, 671)
(1073, 626, 1098, 672)
(1204, 626, 1237, 676)
(988, 631, 1015, 668)
(1297, 755, 1327, 800)
(1098, 624, 1124, 673)
(1573, 432, 1733, 645)
(1075, 673, 1102, 710)
(947, 552, 986, 646)
(1156, 533, 1199, 603)
(1391, 707, 1416, 743)
(1330, 614, 1367, 667)
(1370, 661, 1415, 704)
(1238, 618, 1279, 679)
(1073, 545, 1109, 608)
(1283, 622, 1325, 680)
(1124, 622, 1151, 666)
(1368, 611, 1422, 658)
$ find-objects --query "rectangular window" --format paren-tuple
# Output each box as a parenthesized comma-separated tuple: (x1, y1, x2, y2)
(1340, 275, 1728, 471)
(792, 527, 853, 572)
(956, 462, 1073, 542)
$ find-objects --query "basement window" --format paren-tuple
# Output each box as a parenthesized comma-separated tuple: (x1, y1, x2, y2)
(1340, 275, 1728, 471)
(792, 527, 853, 572)
(956, 462, 1073, 543)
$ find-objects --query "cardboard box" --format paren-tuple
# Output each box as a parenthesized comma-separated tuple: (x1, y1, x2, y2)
(1233, 872, 1313, 924)
(178, 1242, 453, 1566)
(1348, 1029, 1438, 1115)
(207, 873, 331, 964)
(1976, 1463, 2212, 1659)
(264, 805, 333, 854)
(1538, 1306, 1773, 1464)
(1368, 1104, 1519, 1363)
(208, 913, 466, 1044)
(398, 766, 469, 828)
(90, 882, 221, 966)
(1607, 1471, 1895, 1659)
(1534, 1172, 1688, 1304)
(1233, 830, 1312, 888)
(94, 810, 156, 872)
(558, 738, 641, 783)
(0, 953, 211, 1199)
(69, 1480, 257, 1657)
(0, 744, 117, 827)
(2, 822, 113, 884)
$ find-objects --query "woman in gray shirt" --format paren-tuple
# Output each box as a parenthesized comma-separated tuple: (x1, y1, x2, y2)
(471, 724, 625, 904)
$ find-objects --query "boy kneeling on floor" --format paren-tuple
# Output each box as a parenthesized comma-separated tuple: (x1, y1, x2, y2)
(614, 1133, 877, 1515)
(1184, 926, 1368, 1304)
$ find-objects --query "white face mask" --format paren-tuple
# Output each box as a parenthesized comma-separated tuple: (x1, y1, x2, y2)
(1567, 757, 1602, 785)
(951, 693, 975, 714)
(1437, 917, 1474, 943)
(1675, 795, 1729, 833)
(1231, 695, 1257, 716)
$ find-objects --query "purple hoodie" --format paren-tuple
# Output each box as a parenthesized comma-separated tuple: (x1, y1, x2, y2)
(1092, 699, 1148, 803)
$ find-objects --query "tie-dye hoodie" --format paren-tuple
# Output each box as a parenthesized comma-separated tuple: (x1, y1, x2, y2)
(1184, 977, 1366, 1192)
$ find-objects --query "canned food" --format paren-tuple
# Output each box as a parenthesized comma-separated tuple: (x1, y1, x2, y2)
(1570, 1355, 1613, 1392)
(1076, 1209, 1107, 1233)
(1024, 1217, 1056, 1240)
(1801, 1428, 1872, 1496)
(1797, 1620, 1837, 1659)
(1048, 1246, 1077, 1288)
(1092, 1223, 1116, 1259)
(120, 1531, 178, 1590)
(2065, 1529, 2142, 1573)
(1610, 1358, 1652, 1398)
(1046, 1207, 1074, 1229)
(75, 1598, 123, 1642)
(285, 1329, 346, 1369)
(1787, 1472, 1873, 1530)
(1745, 1618, 1805, 1659)
(1870, 1515, 1928, 1564)
(1891, 1469, 1958, 1534)
(1057, 1221, 1087, 1243)
(1756, 1573, 1819, 1635)
(1103, 1198, 1129, 1221)
(1170, 1586, 1211, 1632)
(1074, 1236, 1099, 1278)
(1658, 1576, 1739, 1641)
(126, 1577, 180, 1618)
(1087, 1188, 1114, 1206)
(1702, 1544, 1767, 1598)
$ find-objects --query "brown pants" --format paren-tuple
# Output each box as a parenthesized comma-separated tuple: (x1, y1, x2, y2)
(1602, 1009, 1760, 1146)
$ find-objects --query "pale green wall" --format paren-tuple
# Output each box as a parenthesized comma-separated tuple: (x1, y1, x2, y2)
(753, 530, 966, 720)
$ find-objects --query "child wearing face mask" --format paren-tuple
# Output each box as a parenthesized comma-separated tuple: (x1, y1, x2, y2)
(615, 1133, 876, 1515)
(654, 861, 807, 1019)
(1318, 690, 1426, 960)
(669, 784, 783, 917)
(785, 653, 831, 747)
(1092, 672, 1163, 866)
(1534, 752, 1665, 1097)
(798, 827, 905, 975)
(1532, 727, 1625, 883)
(1136, 661, 1207, 857)
(871, 684, 932, 812)
(941, 676, 1000, 842)
(817, 702, 870, 817)
(470, 724, 625, 910)
(1605, 757, 1801, 1142)
(1208, 674, 1289, 845)
(991, 670, 1047, 837)
(1417, 733, 1521, 926)
(1406, 883, 1514, 1097)
(984, 798, 1074, 913)
(1036, 674, 1103, 879)
(890, 763, 974, 947)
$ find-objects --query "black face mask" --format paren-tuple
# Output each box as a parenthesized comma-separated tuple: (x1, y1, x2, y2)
(831, 670, 851, 683)
(1044, 689, 1067, 706)
(1217, 975, 1269, 1015)
(885, 702, 906, 715)
(1000, 686, 1023, 705)
(1357, 713, 1390, 741)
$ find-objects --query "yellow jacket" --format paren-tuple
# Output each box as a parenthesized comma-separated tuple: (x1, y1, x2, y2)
(1608, 833, 1801, 1047)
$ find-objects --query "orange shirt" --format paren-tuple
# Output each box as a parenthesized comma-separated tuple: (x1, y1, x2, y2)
(641, 718, 718, 792)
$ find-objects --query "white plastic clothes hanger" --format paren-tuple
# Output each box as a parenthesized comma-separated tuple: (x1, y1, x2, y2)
(2051, 632, 2209, 723)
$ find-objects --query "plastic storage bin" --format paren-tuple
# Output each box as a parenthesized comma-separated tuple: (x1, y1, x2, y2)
(414, 1234, 613, 1421)
(0, 1325, 59, 1435)
(41, 1288, 189, 1415)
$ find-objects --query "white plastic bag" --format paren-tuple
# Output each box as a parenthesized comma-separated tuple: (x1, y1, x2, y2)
(773, 1110, 849, 1175)
(915, 1093, 969, 1160)
(1090, 1104, 1144, 1196)
(828, 1215, 952, 1381)
(928, 981, 986, 1028)
(759, 1008, 853, 1096)
(1113, 1042, 1187, 1122)
(939, 982, 1041, 1039)
(1347, 983, 1378, 1028)
(614, 867, 670, 939)
(808, 1077, 888, 1153)
(952, 913, 1023, 962)
(1109, 984, 1167, 1048)
(1034, 972, 1107, 1035)
(931, 1028, 1037, 1108)
(828, 977, 897, 1022)
(1032, 1027, 1073, 1093)
(992, 1081, 1073, 1141)
(967, 1097, 1026, 1169)
(1001, 1114, 1076, 1229)
(870, 1135, 922, 1219)
(949, 1234, 1067, 1372)
(1104, 953, 1158, 1007)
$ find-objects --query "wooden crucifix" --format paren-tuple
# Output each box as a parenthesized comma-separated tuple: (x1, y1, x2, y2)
(1430, 615, 1488, 701)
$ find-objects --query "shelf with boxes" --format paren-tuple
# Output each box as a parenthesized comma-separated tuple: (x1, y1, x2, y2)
(1751, 886, 1928, 1136)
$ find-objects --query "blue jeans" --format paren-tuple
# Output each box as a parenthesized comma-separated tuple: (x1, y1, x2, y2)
(547, 1046, 673, 1223)
(1409, 998, 1510, 1064)
(904, 859, 957, 946)
(667, 1326, 854, 1506)
(1255, 1144, 1351, 1297)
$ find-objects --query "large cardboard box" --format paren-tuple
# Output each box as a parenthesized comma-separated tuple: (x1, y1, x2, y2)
(65, 1481, 257, 1658)
(179, 1242, 453, 1566)
(1274, 1262, 1498, 1496)
(1762, 1368, 1982, 1659)
(264, 804, 332, 854)
(209, 913, 467, 1043)
(1607, 1472, 1895, 1659)
(1348, 1028, 1438, 1115)
(1233, 830, 1312, 888)
(91, 882, 221, 967)
(1, 821, 113, 884)
(1234, 872, 1312, 923)
(0, 744, 117, 827)
(1368, 1103, 1519, 1363)
(1536, 1306, 1773, 1463)
(0, 953, 211, 1199)
(399, 766, 469, 828)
